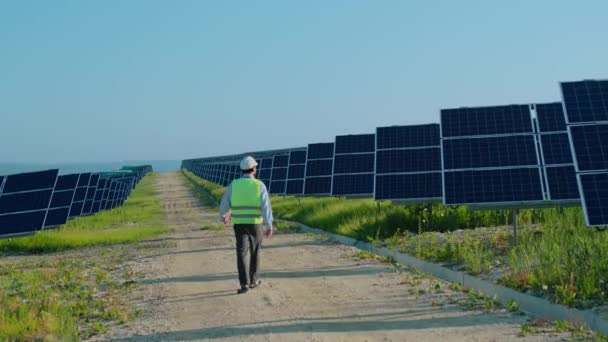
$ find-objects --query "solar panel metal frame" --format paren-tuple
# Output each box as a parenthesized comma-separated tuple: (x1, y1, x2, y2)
(331, 134, 376, 198)
(374, 124, 443, 203)
(441, 105, 547, 208)
(561, 79, 608, 226)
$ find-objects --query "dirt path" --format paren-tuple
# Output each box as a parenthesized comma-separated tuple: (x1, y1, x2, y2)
(100, 173, 566, 341)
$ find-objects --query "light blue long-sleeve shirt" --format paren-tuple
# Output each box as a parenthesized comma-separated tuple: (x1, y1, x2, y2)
(219, 174, 274, 228)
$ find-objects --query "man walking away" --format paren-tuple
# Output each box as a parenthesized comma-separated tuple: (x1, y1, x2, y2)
(219, 156, 273, 294)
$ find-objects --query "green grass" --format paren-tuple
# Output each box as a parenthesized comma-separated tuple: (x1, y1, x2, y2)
(182, 169, 608, 309)
(0, 173, 169, 254)
(0, 173, 170, 340)
(0, 256, 143, 340)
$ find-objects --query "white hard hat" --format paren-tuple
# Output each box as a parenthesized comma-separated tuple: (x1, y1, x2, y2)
(240, 156, 258, 170)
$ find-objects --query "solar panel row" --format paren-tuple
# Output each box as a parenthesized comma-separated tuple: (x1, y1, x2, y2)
(182, 78, 607, 227)
(0, 165, 152, 237)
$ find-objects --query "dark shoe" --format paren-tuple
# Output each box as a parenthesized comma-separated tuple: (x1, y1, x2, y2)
(249, 280, 262, 289)
(237, 286, 249, 294)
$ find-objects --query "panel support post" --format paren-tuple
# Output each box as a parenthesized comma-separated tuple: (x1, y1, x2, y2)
(511, 208, 519, 246)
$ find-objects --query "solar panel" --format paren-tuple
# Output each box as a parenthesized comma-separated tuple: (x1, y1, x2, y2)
(538, 133, 574, 165)
(335, 134, 375, 154)
(82, 174, 100, 215)
(305, 143, 334, 195)
(562, 80, 608, 123)
(375, 124, 443, 202)
(545, 166, 580, 200)
(270, 155, 289, 194)
(569, 124, 608, 172)
(444, 168, 544, 204)
(0, 211, 48, 236)
(441, 105, 533, 137)
(562, 79, 608, 226)
(536, 102, 567, 132)
(442, 135, 538, 169)
(376, 148, 441, 174)
(258, 158, 274, 185)
(579, 173, 608, 226)
(285, 150, 307, 195)
(0, 189, 54, 214)
(0, 169, 59, 235)
(377, 124, 440, 149)
(441, 105, 545, 206)
(47, 174, 80, 225)
(3, 169, 58, 193)
(332, 134, 375, 197)
(307, 143, 335, 159)
(375, 173, 442, 200)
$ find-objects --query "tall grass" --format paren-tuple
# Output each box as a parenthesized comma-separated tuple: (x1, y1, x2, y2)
(182, 170, 608, 307)
(0, 173, 168, 253)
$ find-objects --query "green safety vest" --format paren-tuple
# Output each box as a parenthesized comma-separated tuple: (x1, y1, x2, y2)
(230, 178, 263, 224)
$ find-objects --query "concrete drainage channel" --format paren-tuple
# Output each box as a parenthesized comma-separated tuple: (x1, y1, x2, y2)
(281, 219, 608, 335)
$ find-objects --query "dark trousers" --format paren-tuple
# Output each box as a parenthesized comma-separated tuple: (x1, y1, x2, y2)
(233, 224, 263, 287)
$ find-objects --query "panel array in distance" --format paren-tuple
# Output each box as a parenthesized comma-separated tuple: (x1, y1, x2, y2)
(304, 143, 334, 196)
(562, 79, 608, 226)
(0, 169, 58, 236)
(535, 103, 580, 202)
(375, 124, 442, 202)
(332, 134, 375, 197)
(286, 150, 307, 195)
(258, 157, 274, 186)
(441, 105, 545, 206)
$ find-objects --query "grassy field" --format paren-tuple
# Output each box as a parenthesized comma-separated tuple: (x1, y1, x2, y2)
(0, 173, 169, 340)
(181, 169, 608, 309)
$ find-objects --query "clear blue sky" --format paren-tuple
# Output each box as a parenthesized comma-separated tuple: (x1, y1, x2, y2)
(1, 1, 607, 163)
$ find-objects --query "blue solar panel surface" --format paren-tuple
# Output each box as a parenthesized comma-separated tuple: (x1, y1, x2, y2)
(539, 133, 574, 165)
(376, 148, 441, 174)
(0, 211, 47, 235)
(545, 166, 580, 200)
(444, 168, 544, 204)
(562, 80, 608, 123)
(333, 154, 375, 174)
(579, 173, 608, 226)
(306, 159, 333, 177)
(335, 134, 375, 154)
(443, 136, 538, 169)
(43, 208, 70, 227)
(270, 181, 286, 194)
(375, 124, 442, 201)
(377, 124, 440, 149)
(273, 155, 289, 168)
(442, 104, 545, 205)
(332, 134, 375, 196)
(3, 169, 58, 193)
(286, 180, 304, 195)
(288, 165, 306, 179)
(55, 174, 79, 191)
(536, 102, 567, 132)
(289, 151, 307, 164)
(0, 190, 54, 214)
(376, 173, 442, 200)
(304, 177, 332, 195)
(307, 143, 334, 159)
(441, 105, 533, 137)
(332, 174, 374, 196)
(569, 124, 608, 172)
